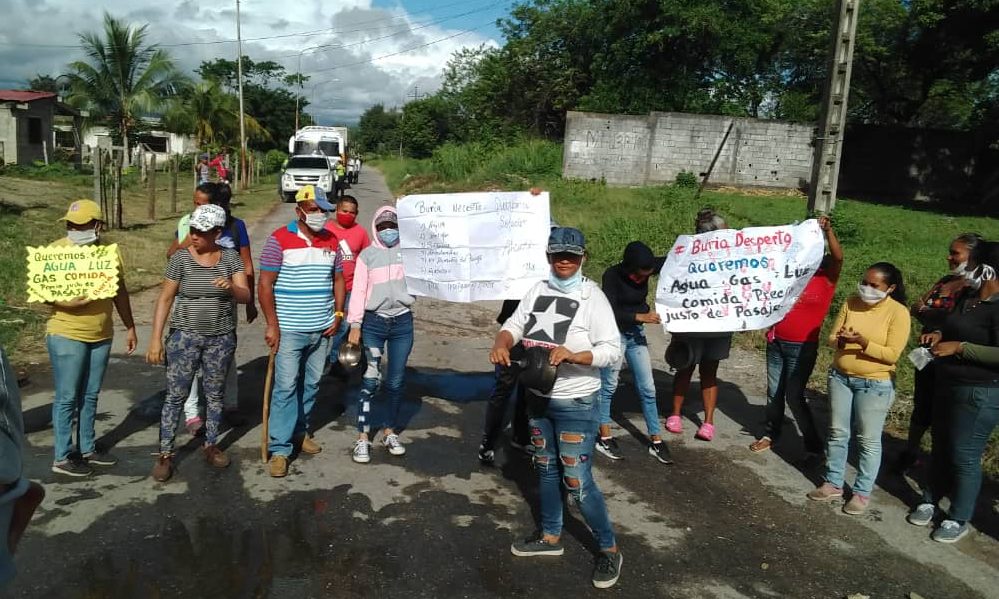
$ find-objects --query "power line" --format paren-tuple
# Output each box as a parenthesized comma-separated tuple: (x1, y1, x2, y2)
(308, 22, 493, 86)
(274, 1, 504, 62)
(0, 0, 503, 50)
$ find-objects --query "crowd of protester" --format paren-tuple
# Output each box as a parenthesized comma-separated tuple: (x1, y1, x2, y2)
(3, 183, 997, 590)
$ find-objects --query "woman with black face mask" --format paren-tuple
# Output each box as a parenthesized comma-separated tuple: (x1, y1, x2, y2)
(910, 241, 999, 543)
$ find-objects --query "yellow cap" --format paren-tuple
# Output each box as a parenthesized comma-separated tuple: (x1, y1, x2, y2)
(295, 185, 317, 202)
(60, 199, 103, 225)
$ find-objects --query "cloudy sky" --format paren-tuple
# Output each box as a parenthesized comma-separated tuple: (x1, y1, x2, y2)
(0, 0, 510, 124)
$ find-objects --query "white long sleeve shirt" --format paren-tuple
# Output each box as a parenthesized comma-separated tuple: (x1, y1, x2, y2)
(502, 278, 622, 400)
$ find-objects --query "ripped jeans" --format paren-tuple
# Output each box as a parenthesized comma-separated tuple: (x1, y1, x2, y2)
(530, 391, 616, 550)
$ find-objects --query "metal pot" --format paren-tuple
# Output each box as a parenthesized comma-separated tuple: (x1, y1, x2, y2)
(665, 337, 695, 371)
(516, 346, 559, 395)
(338, 341, 363, 371)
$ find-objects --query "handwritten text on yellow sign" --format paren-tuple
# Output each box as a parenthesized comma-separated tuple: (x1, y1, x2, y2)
(26, 243, 120, 302)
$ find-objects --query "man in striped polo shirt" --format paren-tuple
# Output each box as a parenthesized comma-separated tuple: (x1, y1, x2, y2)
(258, 185, 346, 478)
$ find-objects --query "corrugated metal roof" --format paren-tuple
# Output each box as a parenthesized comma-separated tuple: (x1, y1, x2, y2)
(0, 90, 57, 102)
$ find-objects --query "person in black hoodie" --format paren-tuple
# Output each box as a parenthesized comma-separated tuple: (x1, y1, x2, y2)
(596, 241, 672, 463)
(909, 240, 999, 543)
(477, 299, 531, 464)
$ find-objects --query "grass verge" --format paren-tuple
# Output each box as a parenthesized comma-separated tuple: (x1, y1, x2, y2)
(0, 171, 280, 363)
(372, 140, 999, 477)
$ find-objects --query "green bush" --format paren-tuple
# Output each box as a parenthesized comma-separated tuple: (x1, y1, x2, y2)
(264, 149, 288, 173)
(675, 170, 699, 187)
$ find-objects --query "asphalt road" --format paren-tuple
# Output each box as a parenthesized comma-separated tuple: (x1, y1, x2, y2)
(5, 169, 998, 599)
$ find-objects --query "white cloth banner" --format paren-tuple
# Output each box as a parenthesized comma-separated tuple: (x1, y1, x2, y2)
(655, 220, 825, 332)
(397, 191, 551, 302)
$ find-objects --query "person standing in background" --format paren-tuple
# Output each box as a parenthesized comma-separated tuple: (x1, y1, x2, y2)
(47, 199, 137, 477)
(324, 194, 371, 375)
(195, 153, 211, 184)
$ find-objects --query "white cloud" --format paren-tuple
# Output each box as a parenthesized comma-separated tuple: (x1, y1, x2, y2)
(0, 0, 502, 124)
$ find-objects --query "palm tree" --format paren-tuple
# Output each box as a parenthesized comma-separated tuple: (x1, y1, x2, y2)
(162, 82, 270, 151)
(66, 12, 184, 165)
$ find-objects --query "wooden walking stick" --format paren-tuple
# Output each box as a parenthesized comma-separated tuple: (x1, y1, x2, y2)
(261, 350, 276, 463)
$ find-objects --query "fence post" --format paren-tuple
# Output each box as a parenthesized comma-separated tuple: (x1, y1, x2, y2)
(93, 148, 102, 206)
(169, 155, 178, 213)
(148, 153, 157, 220)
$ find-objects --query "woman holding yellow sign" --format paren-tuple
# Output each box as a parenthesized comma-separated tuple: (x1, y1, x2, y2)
(146, 204, 251, 483)
(45, 199, 137, 478)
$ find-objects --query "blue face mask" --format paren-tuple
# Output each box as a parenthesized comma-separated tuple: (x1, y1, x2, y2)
(378, 228, 400, 247)
(549, 270, 582, 293)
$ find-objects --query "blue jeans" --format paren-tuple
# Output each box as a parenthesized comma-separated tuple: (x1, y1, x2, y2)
(762, 339, 822, 452)
(925, 385, 999, 523)
(46, 334, 112, 463)
(328, 291, 351, 363)
(530, 392, 616, 550)
(824, 369, 894, 497)
(358, 312, 414, 433)
(598, 326, 660, 436)
(268, 330, 331, 457)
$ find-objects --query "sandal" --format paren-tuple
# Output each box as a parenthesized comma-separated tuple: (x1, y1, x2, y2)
(695, 422, 715, 441)
(749, 436, 772, 453)
(665, 415, 683, 434)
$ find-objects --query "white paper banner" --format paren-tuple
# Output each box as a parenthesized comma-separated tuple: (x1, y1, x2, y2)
(655, 220, 825, 332)
(397, 191, 551, 302)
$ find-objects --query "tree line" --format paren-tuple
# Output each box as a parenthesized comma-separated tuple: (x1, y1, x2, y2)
(28, 13, 312, 159)
(358, 0, 999, 158)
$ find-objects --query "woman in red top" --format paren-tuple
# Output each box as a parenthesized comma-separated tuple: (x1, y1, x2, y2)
(750, 217, 842, 454)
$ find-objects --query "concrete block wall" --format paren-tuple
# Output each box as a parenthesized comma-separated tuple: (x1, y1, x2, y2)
(562, 112, 652, 185)
(564, 110, 815, 189)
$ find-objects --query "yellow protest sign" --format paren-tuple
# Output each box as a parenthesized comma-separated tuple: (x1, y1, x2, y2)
(26, 243, 120, 303)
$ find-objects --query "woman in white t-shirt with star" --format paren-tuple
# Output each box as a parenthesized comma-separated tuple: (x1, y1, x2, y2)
(490, 226, 624, 589)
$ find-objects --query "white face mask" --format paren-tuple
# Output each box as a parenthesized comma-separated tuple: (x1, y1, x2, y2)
(951, 261, 968, 276)
(67, 228, 98, 246)
(303, 212, 327, 232)
(857, 283, 889, 305)
(964, 264, 997, 291)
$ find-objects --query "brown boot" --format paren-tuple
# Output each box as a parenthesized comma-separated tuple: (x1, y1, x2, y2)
(269, 455, 289, 478)
(203, 445, 231, 468)
(299, 435, 322, 455)
(151, 454, 174, 482)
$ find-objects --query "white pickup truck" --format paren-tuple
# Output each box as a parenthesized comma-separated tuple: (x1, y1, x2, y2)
(279, 155, 334, 202)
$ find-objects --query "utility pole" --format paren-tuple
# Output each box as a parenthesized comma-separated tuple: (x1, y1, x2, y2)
(807, 0, 860, 215)
(235, 0, 248, 191)
(295, 50, 305, 131)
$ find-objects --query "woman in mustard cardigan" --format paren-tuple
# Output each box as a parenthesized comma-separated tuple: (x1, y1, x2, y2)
(807, 262, 911, 515)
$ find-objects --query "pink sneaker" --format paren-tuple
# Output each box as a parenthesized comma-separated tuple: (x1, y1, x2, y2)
(665, 415, 683, 434)
(185, 416, 204, 436)
(695, 422, 715, 441)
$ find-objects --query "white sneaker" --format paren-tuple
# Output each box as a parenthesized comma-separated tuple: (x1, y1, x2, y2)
(383, 433, 406, 456)
(352, 440, 371, 464)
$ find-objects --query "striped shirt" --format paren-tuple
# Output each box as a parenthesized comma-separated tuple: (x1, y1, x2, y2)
(260, 220, 342, 332)
(165, 249, 243, 336)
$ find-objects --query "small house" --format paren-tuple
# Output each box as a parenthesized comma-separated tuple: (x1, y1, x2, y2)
(0, 90, 83, 166)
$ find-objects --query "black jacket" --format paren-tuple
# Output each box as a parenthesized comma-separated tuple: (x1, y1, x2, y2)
(601, 241, 666, 330)
(938, 292, 999, 386)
